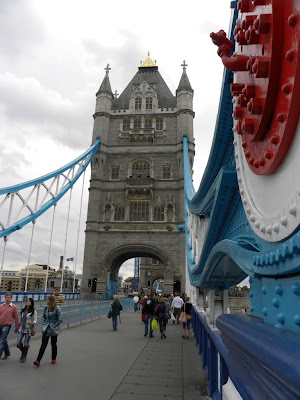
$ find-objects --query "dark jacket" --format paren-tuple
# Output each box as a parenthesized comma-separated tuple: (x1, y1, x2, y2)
(154, 302, 167, 320)
(111, 299, 122, 317)
(182, 302, 192, 316)
(142, 298, 156, 315)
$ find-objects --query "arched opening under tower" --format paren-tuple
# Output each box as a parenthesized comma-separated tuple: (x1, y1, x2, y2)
(98, 245, 177, 299)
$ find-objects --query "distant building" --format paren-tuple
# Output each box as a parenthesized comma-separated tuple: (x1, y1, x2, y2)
(124, 277, 134, 293)
(0, 256, 81, 292)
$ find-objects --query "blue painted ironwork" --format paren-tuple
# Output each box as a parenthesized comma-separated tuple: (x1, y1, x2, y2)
(132, 257, 140, 292)
(0, 139, 100, 238)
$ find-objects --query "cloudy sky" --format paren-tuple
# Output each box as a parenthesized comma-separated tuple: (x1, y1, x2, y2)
(0, 0, 234, 280)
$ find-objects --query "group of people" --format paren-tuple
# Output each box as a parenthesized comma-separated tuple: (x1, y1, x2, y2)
(0, 289, 64, 366)
(141, 292, 192, 339)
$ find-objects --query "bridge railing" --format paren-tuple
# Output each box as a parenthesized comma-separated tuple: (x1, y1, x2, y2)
(7, 299, 133, 343)
(192, 305, 229, 399)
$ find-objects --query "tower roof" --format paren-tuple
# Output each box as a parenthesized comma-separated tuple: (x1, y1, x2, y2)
(113, 56, 176, 110)
(176, 61, 193, 94)
(96, 64, 113, 97)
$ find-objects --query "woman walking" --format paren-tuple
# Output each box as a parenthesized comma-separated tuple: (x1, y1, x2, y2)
(111, 295, 122, 331)
(182, 297, 192, 339)
(33, 296, 62, 366)
(17, 298, 37, 362)
(154, 297, 168, 339)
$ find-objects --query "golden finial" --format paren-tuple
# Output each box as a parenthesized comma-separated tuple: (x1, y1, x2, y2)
(140, 52, 157, 68)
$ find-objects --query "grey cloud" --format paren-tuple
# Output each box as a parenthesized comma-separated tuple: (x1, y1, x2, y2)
(0, 0, 46, 63)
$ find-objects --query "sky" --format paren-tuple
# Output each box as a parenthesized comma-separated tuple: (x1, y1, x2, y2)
(0, 0, 235, 281)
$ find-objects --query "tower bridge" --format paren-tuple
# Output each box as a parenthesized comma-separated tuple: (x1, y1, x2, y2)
(0, 1, 299, 399)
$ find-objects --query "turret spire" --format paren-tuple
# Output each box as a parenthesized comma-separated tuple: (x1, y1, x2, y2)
(176, 60, 193, 94)
(96, 64, 113, 97)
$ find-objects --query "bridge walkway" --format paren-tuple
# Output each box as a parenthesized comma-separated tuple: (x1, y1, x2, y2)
(1, 308, 210, 400)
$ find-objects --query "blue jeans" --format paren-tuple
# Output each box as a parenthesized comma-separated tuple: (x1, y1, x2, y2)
(144, 314, 153, 336)
(112, 316, 118, 330)
(17, 331, 31, 347)
(0, 325, 11, 357)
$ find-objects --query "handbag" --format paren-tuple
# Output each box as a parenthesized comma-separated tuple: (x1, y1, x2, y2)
(107, 310, 112, 318)
(151, 318, 158, 331)
(31, 326, 36, 336)
(170, 311, 175, 321)
(179, 312, 187, 323)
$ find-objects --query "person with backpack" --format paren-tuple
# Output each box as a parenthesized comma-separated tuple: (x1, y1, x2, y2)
(111, 295, 122, 331)
(33, 295, 62, 366)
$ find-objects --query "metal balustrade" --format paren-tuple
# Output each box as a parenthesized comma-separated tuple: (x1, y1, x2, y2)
(192, 305, 229, 399)
(7, 299, 133, 343)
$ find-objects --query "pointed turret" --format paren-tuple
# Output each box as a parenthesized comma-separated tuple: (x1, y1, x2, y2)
(93, 64, 113, 145)
(176, 61, 194, 144)
(176, 63, 194, 95)
(96, 64, 113, 97)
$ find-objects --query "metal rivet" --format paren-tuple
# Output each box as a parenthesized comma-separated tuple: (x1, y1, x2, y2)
(266, 226, 272, 234)
(265, 150, 273, 159)
(294, 315, 300, 326)
(275, 285, 283, 296)
(260, 225, 266, 233)
(242, 199, 247, 205)
(240, 189, 245, 195)
(250, 306, 254, 312)
(289, 205, 297, 216)
(287, 14, 297, 27)
(254, 221, 260, 228)
(263, 308, 268, 316)
(246, 208, 251, 214)
(292, 283, 300, 296)
(271, 135, 280, 145)
(277, 313, 284, 324)
(272, 298, 279, 308)
(273, 223, 280, 233)
(285, 50, 295, 62)
(280, 217, 288, 226)
(282, 83, 293, 95)
(249, 157, 254, 165)
(250, 215, 255, 222)
(276, 113, 287, 123)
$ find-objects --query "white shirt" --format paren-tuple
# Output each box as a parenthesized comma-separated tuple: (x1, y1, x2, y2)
(133, 296, 139, 303)
(171, 296, 184, 308)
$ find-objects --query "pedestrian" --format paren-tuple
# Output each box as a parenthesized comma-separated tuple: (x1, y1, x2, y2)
(171, 293, 184, 324)
(33, 295, 63, 366)
(142, 293, 156, 337)
(164, 297, 171, 322)
(141, 295, 148, 323)
(17, 297, 37, 362)
(53, 288, 64, 307)
(111, 295, 122, 331)
(0, 292, 20, 360)
(154, 296, 168, 338)
(182, 297, 192, 339)
(133, 294, 139, 312)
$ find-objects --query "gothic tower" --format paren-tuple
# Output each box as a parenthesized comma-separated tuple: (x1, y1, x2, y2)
(82, 55, 195, 296)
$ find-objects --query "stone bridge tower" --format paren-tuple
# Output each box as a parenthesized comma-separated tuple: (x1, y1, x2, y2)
(82, 55, 195, 296)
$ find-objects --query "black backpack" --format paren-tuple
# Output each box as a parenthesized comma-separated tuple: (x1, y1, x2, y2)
(119, 303, 123, 311)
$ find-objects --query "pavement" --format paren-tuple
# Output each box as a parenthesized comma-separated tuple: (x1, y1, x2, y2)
(0, 309, 211, 400)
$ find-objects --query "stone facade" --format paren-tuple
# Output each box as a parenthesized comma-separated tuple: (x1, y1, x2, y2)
(82, 58, 195, 296)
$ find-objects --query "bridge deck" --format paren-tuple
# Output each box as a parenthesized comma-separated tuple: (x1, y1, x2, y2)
(1, 309, 210, 400)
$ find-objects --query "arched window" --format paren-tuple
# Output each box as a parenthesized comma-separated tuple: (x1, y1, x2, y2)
(135, 97, 142, 110)
(132, 160, 150, 179)
(146, 97, 152, 110)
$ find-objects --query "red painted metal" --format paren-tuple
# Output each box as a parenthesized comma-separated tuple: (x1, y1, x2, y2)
(211, 0, 300, 175)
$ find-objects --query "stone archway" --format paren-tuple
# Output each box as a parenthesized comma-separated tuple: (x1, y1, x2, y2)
(97, 244, 173, 298)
